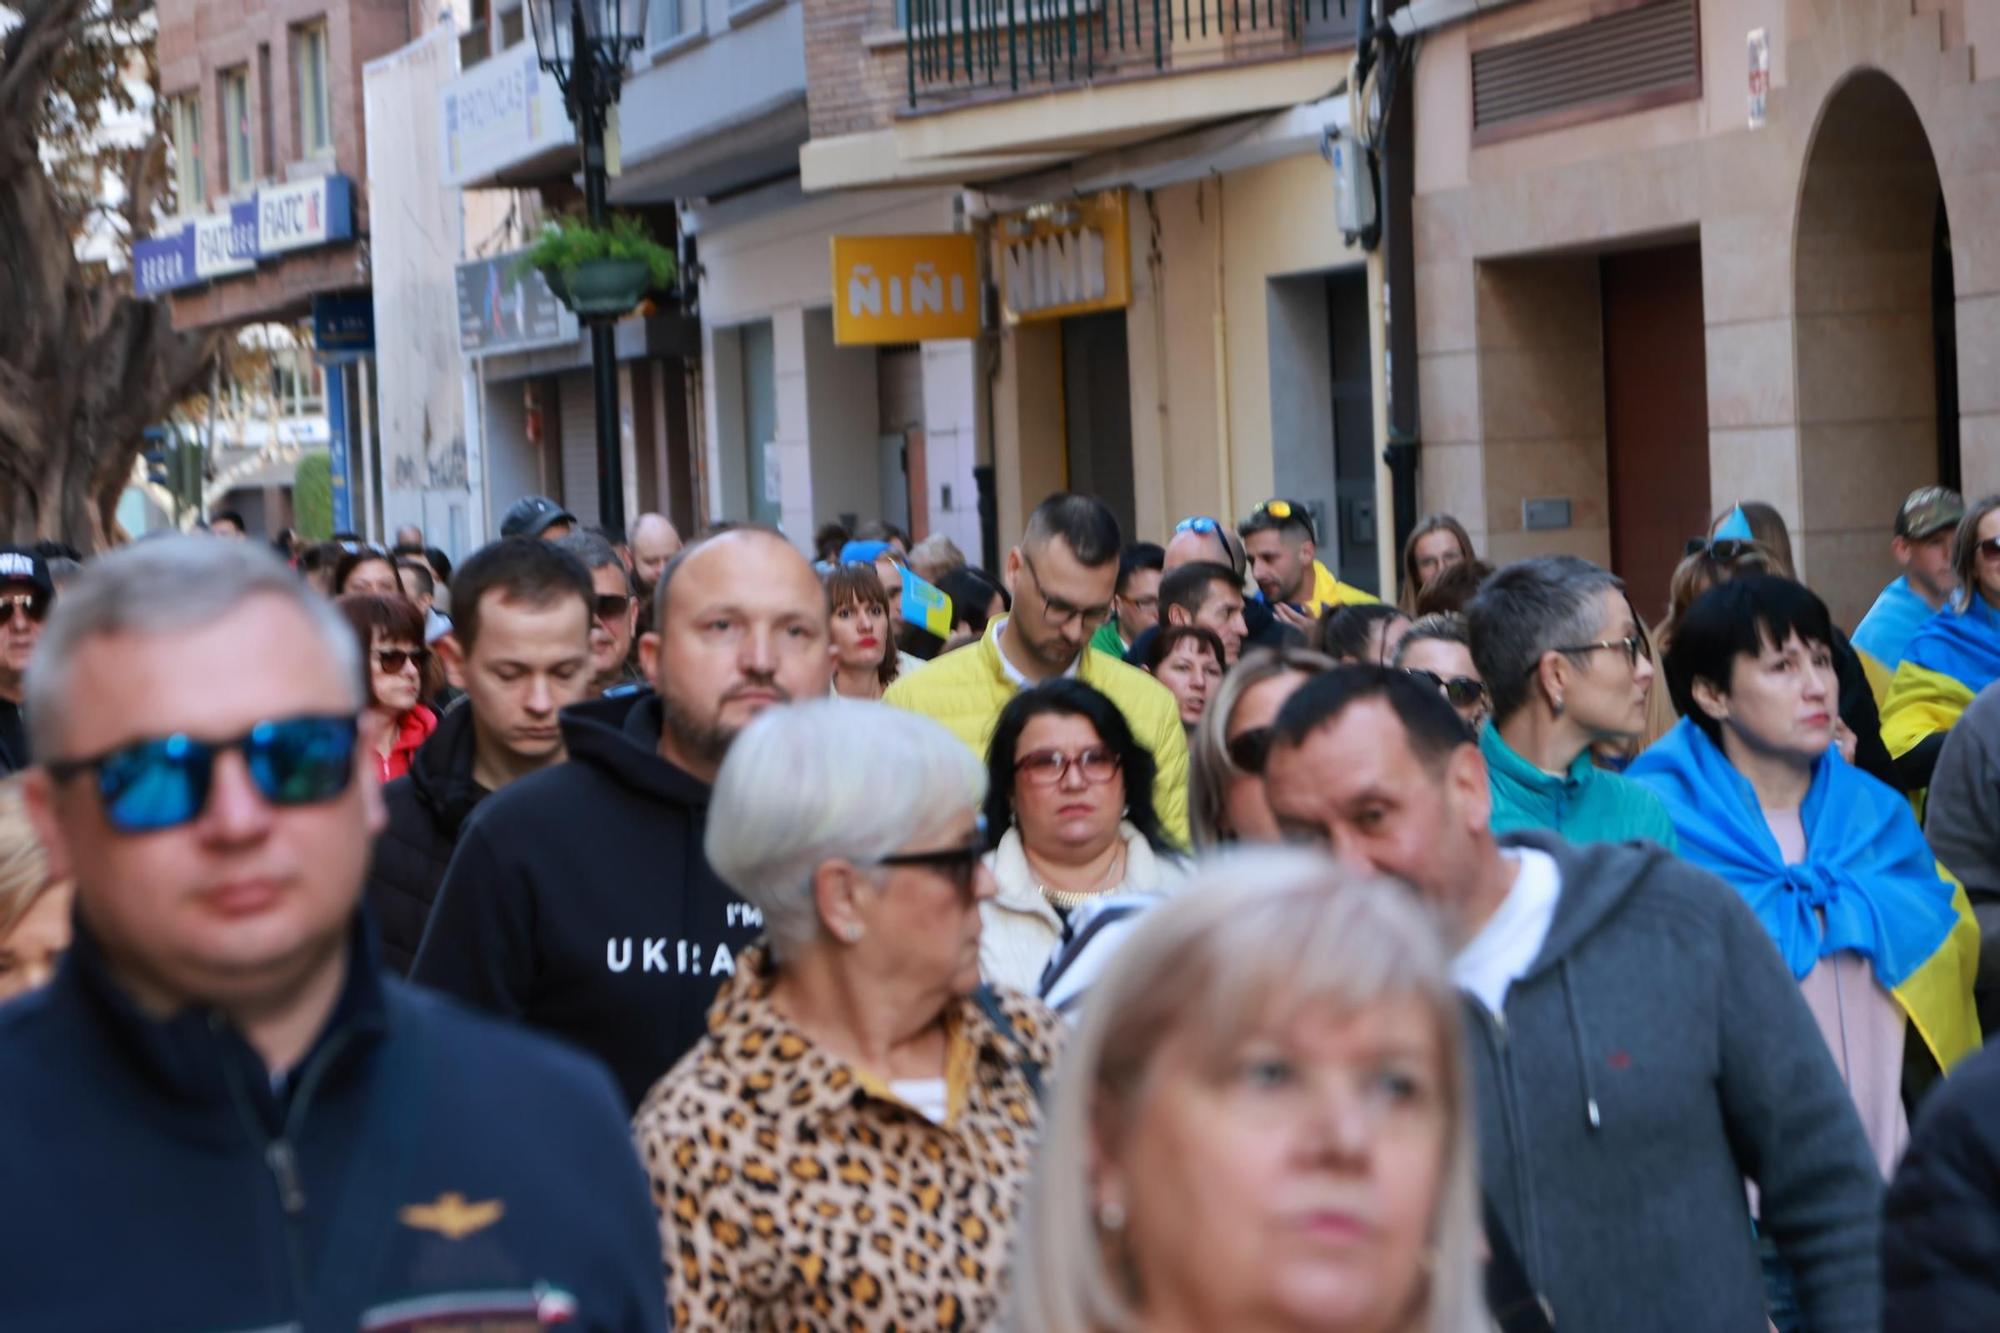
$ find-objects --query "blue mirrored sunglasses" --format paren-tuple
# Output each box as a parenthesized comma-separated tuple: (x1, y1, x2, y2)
(1175, 516, 1223, 536)
(45, 714, 361, 834)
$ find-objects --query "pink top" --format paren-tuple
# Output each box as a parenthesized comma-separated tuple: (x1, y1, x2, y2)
(1766, 806, 1909, 1179)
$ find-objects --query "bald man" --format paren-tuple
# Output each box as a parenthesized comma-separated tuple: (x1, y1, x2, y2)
(413, 525, 833, 1107)
(1124, 516, 1296, 666)
(630, 514, 683, 598)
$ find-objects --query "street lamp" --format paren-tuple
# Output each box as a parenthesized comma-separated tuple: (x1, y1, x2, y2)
(526, 0, 648, 536)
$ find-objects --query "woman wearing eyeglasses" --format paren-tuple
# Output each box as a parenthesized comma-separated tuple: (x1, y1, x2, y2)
(1883, 496, 2000, 791)
(1464, 556, 1680, 849)
(634, 699, 1061, 1333)
(1389, 613, 1487, 729)
(979, 680, 1187, 992)
(335, 594, 437, 784)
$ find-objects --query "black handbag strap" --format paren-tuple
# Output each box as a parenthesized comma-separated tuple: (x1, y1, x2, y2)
(973, 983, 1046, 1106)
(1482, 1191, 1555, 1332)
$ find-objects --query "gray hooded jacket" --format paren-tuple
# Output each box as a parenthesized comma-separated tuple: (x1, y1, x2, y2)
(1475, 831, 1882, 1332)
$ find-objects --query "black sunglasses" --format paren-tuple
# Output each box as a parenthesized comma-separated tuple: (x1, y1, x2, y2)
(594, 592, 634, 620)
(375, 647, 431, 674)
(1406, 668, 1486, 709)
(876, 816, 990, 894)
(1683, 537, 1758, 562)
(45, 714, 360, 834)
(1226, 725, 1274, 776)
(0, 593, 48, 626)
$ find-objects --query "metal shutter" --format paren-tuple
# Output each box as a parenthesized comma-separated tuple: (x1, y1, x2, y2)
(1472, 0, 1700, 138)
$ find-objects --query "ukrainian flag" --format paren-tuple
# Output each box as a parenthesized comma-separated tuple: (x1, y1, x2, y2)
(1881, 596, 2000, 760)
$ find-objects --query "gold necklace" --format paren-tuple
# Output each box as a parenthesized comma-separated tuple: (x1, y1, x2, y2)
(1033, 844, 1128, 910)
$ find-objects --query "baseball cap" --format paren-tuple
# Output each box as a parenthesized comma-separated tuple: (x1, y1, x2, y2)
(0, 547, 54, 600)
(499, 495, 577, 539)
(1895, 486, 1963, 541)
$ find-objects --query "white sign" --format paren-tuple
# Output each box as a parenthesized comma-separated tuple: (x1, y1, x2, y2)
(193, 212, 255, 279)
(1748, 28, 1770, 129)
(258, 176, 347, 254)
(438, 41, 571, 188)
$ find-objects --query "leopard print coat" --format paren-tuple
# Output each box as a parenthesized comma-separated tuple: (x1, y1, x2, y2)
(633, 943, 1063, 1332)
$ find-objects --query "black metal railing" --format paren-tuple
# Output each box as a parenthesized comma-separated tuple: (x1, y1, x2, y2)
(905, 0, 1352, 105)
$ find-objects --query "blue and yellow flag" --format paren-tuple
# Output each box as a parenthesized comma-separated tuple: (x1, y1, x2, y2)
(1881, 596, 2000, 758)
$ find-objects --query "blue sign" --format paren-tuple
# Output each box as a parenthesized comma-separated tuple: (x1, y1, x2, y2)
(134, 175, 357, 298)
(327, 364, 353, 534)
(313, 293, 375, 357)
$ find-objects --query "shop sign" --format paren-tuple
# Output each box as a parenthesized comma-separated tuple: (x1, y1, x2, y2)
(259, 175, 354, 255)
(193, 202, 258, 280)
(830, 234, 981, 345)
(997, 190, 1129, 324)
(134, 175, 357, 297)
(439, 41, 570, 187)
(455, 250, 580, 356)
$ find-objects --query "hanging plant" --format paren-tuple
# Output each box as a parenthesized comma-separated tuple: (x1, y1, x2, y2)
(514, 214, 678, 320)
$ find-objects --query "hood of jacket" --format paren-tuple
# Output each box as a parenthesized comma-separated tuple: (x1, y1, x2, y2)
(404, 700, 488, 838)
(557, 689, 712, 812)
(1496, 829, 1669, 979)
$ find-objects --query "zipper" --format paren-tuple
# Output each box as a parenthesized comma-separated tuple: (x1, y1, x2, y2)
(1470, 1001, 1539, 1280)
(217, 1012, 362, 1326)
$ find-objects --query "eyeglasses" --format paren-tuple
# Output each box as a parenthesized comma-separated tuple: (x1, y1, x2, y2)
(1015, 746, 1122, 787)
(45, 714, 360, 834)
(1174, 516, 1223, 536)
(1406, 668, 1487, 710)
(1226, 725, 1274, 776)
(1976, 537, 2000, 561)
(375, 648, 431, 674)
(876, 816, 990, 894)
(1683, 537, 1758, 562)
(0, 593, 48, 626)
(1019, 551, 1114, 631)
(594, 592, 634, 620)
(1548, 635, 1651, 670)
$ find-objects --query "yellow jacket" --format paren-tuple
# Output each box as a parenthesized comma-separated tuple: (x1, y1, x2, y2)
(1304, 560, 1379, 617)
(884, 624, 1191, 847)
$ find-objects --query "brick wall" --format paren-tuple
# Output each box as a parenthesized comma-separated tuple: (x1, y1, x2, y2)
(803, 0, 907, 137)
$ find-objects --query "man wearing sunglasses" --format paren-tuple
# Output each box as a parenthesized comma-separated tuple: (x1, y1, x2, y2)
(0, 538, 666, 1330)
(554, 531, 645, 696)
(885, 493, 1190, 846)
(0, 546, 54, 776)
(414, 525, 836, 1109)
(1238, 499, 1380, 631)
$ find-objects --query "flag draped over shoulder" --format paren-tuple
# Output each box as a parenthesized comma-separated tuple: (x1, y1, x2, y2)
(1628, 718, 1981, 1070)
(1881, 595, 2000, 759)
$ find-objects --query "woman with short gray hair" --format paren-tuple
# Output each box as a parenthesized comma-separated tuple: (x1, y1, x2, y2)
(1466, 555, 1677, 848)
(633, 698, 1064, 1332)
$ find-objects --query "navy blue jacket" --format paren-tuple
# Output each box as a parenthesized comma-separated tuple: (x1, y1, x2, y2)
(0, 917, 668, 1332)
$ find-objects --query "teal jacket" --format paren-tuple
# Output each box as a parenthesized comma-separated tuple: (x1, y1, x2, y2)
(1480, 724, 1679, 851)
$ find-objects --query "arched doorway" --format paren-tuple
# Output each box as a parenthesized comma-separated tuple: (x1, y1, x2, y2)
(1793, 69, 1957, 629)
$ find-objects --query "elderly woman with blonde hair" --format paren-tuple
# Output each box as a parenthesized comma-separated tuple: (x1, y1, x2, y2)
(1012, 848, 1491, 1333)
(0, 774, 72, 1002)
(634, 698, 1063, 1332)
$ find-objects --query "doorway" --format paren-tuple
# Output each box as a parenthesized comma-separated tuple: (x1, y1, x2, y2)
(1602, 242, 1709, 623)
(1060, 312, 1136, 541)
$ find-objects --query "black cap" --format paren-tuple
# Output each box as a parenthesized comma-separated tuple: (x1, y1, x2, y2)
(0, 547, 54, 600)
(499, 495, 577, 539)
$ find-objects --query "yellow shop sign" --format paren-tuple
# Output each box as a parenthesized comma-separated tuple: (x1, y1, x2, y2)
(830, 234, 982, 345)
(997, 190, 1130, 324)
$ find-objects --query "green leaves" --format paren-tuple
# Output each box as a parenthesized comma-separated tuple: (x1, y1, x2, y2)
(514, 212, 678, 291)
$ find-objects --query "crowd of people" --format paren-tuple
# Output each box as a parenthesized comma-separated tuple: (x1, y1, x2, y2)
(0, 480, 1998, 1330)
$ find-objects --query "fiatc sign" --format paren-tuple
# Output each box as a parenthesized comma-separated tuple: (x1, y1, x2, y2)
(134, 175, 356, 297)
(830, 234, 982, 346)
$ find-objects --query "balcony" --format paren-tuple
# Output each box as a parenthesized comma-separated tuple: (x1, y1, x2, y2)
(904, 0, 1357, 107)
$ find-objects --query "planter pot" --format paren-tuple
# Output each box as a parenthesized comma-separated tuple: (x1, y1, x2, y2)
(547, 258, 650, 320)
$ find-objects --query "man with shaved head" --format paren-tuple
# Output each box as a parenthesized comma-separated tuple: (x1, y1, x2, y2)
(413, 525, 834, 1107)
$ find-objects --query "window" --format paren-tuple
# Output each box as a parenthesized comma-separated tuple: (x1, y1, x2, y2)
(220, 67, 253, 193)
(647, 0, 685, 46)
(293, 22, 332, 158)
(168, 93, 206, 212)
(459, 0, 491, 69)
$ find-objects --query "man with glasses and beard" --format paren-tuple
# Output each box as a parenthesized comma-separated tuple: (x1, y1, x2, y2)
(0, 538, 665, 1329)
(0, 547, 54, 775)
(413, 526, 835, 1109)
(885, 493, 1189, 845)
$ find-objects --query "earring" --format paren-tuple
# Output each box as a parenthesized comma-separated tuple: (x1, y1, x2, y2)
(1551, 695, 1565, 718)
(1097, 1199, 1127, 1232)
(842, 923, 863, 942)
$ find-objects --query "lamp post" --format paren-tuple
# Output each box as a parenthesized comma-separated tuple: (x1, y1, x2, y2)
(526, 0, 647, 537)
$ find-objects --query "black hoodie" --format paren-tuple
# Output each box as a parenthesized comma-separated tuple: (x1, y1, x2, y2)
(410, 691, 761, 1109)
(365, 700, 489, 975)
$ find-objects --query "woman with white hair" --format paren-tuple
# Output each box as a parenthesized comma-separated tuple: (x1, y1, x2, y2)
(1012, 848, 1491, 1333)
(633, 698, 1064, 1333)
